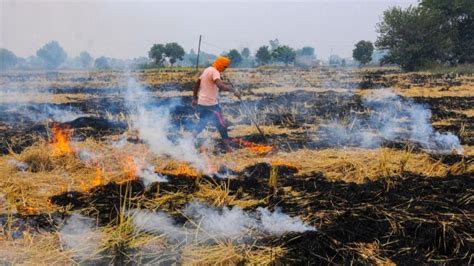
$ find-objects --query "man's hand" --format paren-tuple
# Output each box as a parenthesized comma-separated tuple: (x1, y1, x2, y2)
(192, 98, 198, 107)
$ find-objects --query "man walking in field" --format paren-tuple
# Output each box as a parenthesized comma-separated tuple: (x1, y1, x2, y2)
(192, 56, 241, 152)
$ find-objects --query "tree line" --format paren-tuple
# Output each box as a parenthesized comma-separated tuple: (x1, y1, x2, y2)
(0, 39, 319, 71)
(146, 39, 317, 68)
(0, 41, 150, 71)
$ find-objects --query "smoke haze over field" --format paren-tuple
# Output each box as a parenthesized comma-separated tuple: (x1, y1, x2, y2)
(320, 89, 464, 154)
(1, 0, 417, 60)
(124, 76, 207, 171)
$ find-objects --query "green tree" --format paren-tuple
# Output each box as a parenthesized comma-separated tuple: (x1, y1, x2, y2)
(36, 41, 67, 69)
(269, 39, 280, 50)
(78, 51, 93, 68)
(271, 45, 296, 65)
(352, 40, 374, 65)
(255, 46, 271, 65)
(420, 0, 474, 63)
(241, 48, 250, 58)
(0, 48, 17, 71)
(94, 56, 109, 69)
(376, 6, 452, 71)
(148, 44, 166, 66)
(296, 46, 315, 57)
(164, 42, 185, 66)
(227, 49, 243, 66)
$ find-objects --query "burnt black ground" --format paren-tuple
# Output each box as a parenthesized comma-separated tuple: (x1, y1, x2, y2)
(47, 162, 473, 265)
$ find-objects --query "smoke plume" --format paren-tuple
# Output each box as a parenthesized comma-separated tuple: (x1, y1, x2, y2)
(130, 201, 315, 244)
(321, 89, 463, 154)
(137, 165, 168, 185)
(59, 214, 103, 260)
(124, 77, 206, 171)
(257, 207, 316, 235)
(0, 88, 86, 124)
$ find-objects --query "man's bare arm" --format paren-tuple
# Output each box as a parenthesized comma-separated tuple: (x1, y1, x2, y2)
(192, 79, 201, 106)
(216, 79, 241, 98)
(215, 79, 233, 92)
(193, 79, 201, 100)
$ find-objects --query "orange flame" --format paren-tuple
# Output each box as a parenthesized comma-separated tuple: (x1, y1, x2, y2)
(50, 123, 73, 156)
(232, 138, 274, 156)
(79, 167, 103, 192)
(80, 181, 88, 192)
(161, 162, 199, 177)
(270, 159, 299, 170)
(23, 206, 38, 215)
(92, 167, 103, 186)
(121, 156, 140, 181)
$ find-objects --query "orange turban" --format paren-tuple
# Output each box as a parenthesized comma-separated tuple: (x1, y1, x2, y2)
(213, 56, 231, 72)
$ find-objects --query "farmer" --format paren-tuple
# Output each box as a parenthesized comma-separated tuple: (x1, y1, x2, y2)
(192, 56, 241, 152)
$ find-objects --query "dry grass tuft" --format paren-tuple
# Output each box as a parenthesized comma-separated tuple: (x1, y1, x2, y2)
(345, 241, 395, 265)
(268, 166, 279, 193)
(181, 241, 286, 265)
(0, 232, 74, 265)
(245, 245, 287, 265)
(193, 179, 262, 209)
(181, 241, 245, 265)
(15, 141, 81, 172)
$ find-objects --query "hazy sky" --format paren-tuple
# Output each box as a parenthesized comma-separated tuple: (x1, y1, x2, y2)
(1, 0, 418, 60)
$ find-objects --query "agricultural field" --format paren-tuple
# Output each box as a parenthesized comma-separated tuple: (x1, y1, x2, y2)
(0, 67, 472, 264)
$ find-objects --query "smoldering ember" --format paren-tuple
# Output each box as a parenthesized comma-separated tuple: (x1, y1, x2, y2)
(1, 1, 473, 265)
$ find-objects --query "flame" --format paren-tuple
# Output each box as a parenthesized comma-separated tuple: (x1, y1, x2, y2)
(270, 159, 299, 170)
(92, 167, 103, 186)
(232, 138, 274, 156)
(50, 123, 73, 156)
(79, 167, 103, 192)
(161, 162, 199, 177)
(121, 156, 140, 181)
(80, 181, 88, 192)
(24, 206, 38, 215)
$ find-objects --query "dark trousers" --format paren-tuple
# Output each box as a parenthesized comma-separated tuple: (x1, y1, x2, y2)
(194, 104, 229, 140)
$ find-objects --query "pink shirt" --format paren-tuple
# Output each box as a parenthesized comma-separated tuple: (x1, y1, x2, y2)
(198, 66, 221, 106)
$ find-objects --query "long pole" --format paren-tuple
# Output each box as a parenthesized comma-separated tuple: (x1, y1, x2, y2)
(227, 80, 267, 141)
(195, 35, 202, 72)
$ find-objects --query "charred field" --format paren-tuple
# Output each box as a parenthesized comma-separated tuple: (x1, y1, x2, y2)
(0, 67, 473, 265)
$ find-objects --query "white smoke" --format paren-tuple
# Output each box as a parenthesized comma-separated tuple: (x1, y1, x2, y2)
(8, 159, 28, 171)
(59, 214, 103, 260)
(0, 92, 86, 124)
(25, 105, 86, 123)
(77, 149, 97, 165)
(321, 89, 463, 154)
(129, 209, 185, 242)
(124, 77, 206, 171)
(137, 165, 168, 185)
(183, 201, 257, 240)
(130, 201, 314, 244)
(257, 207, 315, 235)
(111, 135, 128, 148)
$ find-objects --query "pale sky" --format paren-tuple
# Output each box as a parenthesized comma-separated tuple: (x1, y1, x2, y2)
(0, 0, 418, 60)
